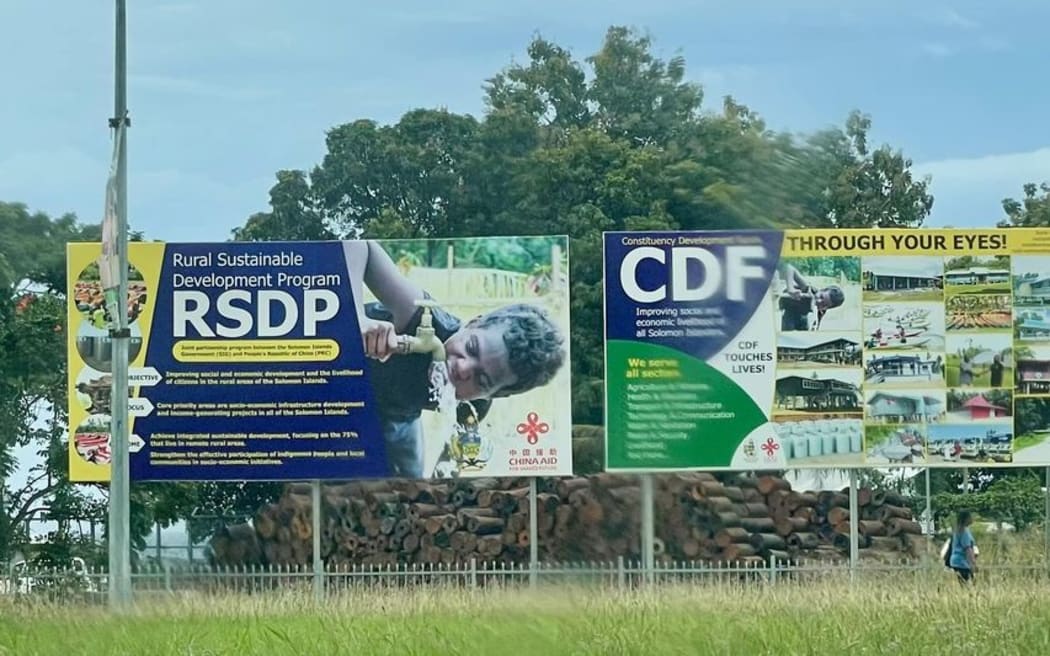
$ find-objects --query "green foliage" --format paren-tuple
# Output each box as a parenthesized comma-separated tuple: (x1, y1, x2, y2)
(998, 182, 1050, 228)
(932, 473, 1045, 530)
(1015, 397, 1050, 437)
(235, 26, 933, 429)
(784, 256, 861, 281)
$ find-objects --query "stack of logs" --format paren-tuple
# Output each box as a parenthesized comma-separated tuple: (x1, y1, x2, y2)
(206, 473, 925, 569)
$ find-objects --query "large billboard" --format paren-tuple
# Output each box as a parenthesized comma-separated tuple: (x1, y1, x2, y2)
(68, 236, 572, 482)
(604, 227, 1050, 471)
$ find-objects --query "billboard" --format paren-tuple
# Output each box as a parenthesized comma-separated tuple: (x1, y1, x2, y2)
(604, 227, 1050, 471)
(68, 236, 572, 482)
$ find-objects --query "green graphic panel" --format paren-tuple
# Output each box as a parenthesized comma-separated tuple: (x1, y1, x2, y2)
(606, 340, 768, 470)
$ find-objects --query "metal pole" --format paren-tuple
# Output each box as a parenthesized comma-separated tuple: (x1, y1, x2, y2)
(312, 480, 323, 601)
(640, 474, 654, 583)
(107, 0, 132, 611)
(528, 478, 538, 587)
(924, 467, 932, 562)
(962, 467, 969, 494)
(1044, 467, 1049, 562)
(848, 470, 859, 582)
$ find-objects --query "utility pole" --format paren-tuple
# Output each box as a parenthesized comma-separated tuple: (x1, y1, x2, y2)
(105, 0, 132, 610)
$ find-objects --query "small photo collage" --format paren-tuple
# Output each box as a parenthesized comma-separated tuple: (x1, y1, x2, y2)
(771, 252, 1030, 466)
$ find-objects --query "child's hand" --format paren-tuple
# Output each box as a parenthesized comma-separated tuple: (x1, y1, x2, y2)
(359, 316, 399, 361)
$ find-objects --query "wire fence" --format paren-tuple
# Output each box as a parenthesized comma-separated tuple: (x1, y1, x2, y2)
(5, 557, 1049, 605)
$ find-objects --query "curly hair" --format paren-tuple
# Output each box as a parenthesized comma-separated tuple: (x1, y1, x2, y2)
(470, 303, 566, 397)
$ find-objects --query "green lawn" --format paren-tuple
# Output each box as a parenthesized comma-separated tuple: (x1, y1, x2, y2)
(944, 282, 1011, 295)
(3, 581, 1050, 655)
(864, 289, 944, 302)
(1013, 432, 1048, 451)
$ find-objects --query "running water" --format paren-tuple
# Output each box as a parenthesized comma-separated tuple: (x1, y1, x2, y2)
(427, 361, 476, 477)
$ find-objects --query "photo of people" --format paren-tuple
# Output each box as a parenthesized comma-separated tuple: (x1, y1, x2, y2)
(862, 256, 943, 302)
(1012, 398, 1050, 464)
(1012, 256, 1050, 307)
(945, 334, 1013, 388)
(945, 294, 1012, 332)
(1013, 346, 1050, 395)
(943, 255, 1011, 295)
(1015, 309, 1050, 342)
(774, 416, 863, 466)
(946, 389, 1013, 423)
(864, 424, 928, 465)
(864, 350, 945, 389)
(776, 332, 862, 368)
(863, 303, 945, 352)
(864, 389, 947, 425)
(927, 424, 1013, 464)
(74, 260, 148, 328)
(771, 257, 861, 332)
(773, 369, 863, 418)
(341, 237, 571, 479)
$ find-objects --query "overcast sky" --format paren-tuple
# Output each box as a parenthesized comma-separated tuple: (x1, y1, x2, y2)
(2, 1, 1049, 243)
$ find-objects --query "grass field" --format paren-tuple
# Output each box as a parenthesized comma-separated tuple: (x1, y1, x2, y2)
(3, 576, 1050, 655)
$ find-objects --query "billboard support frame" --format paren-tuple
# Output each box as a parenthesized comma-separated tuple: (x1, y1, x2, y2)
(528, 478, 538, 586)
(848, 470, 859, 582)
(106, 0, 133, 612)
(640, 474, 654, 582)
(312, 480, 323, 601)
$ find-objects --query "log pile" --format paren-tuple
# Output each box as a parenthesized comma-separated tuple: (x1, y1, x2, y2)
(206, 473, 926, 569)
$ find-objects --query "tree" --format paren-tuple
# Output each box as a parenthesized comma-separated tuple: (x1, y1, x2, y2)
(234, 26, 935, 434)
(998, 182, 1050, 228)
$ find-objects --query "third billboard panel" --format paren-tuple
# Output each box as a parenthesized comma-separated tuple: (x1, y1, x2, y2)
(604, 227, 1050, 471)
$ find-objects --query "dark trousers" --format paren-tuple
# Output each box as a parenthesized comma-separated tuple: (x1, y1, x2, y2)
(952, 566, 973, 584)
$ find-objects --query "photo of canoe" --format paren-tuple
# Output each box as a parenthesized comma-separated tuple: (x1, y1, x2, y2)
(862, 303, 945, 351)
(945, 294, 1012, 332)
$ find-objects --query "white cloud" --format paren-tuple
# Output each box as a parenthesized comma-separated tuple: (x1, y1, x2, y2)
(915, 147, 1050, 228)
(922, 42, 956, 57)
(935, 8, 980, 30)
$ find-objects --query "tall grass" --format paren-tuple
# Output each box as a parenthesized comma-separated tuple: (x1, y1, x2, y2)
(2, 573, 1049, 655)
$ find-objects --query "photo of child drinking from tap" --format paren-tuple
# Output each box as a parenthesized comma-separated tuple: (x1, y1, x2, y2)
(341, 238, 570, 479)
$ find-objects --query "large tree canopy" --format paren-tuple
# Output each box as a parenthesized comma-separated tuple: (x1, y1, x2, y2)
(234, 26, 934, 425)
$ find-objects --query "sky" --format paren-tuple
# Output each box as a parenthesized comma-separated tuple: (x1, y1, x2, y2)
(3, 1, 1049, 549)
(1, 1, 1049, 242)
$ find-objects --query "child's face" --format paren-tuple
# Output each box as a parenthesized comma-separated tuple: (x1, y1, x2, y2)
(444, 323, 518, 401)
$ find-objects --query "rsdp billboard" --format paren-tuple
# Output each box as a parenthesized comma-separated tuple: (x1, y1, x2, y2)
(68, 236, 572, 482)
(604, 227, 1050, 471)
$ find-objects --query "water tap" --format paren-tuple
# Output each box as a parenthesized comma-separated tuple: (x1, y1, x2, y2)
(395, 299, 446, 362)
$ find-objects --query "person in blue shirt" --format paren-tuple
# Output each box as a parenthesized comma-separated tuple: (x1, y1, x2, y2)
(948, 510, 978, 583)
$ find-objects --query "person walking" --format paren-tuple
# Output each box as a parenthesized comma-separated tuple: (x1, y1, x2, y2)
(947, 510, 978, 584)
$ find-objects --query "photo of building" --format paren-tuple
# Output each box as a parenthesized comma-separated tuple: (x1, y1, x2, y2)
(776, 333, 862, 368)
(864, 353, 944, 387)
(946, 389, 1013, 423)
(865, 390, 946, 424)
(862, 257, 943, 302)
(774, 370, 863, 415)
(1015, 310, 1050, 341)
(1012, 256, 1050, 307)
(1014, 346, 1050, 395)
(943, 255, 1011, 294)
